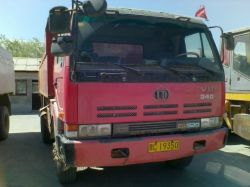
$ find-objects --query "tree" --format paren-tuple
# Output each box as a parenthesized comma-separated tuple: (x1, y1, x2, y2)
(0, 34, 44, 58)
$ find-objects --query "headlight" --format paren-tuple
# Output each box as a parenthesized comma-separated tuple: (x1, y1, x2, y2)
(79, 124, 111, 138)
(201, 117, 222, 129)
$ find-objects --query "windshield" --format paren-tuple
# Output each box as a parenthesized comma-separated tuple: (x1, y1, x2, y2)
(73, 18, 223, 82)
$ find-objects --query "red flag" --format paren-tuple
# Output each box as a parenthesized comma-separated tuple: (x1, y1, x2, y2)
(195, 5, 208, 20)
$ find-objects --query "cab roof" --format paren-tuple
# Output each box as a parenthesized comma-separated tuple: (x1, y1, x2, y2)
(106, 8, 206, 26)
(226, 27, 250, 35)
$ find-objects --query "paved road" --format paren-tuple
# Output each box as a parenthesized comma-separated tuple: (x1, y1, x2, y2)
(0, 115, 250, 187)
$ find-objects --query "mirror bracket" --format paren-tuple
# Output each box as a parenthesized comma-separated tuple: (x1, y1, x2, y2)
(51, 36, 73, 57)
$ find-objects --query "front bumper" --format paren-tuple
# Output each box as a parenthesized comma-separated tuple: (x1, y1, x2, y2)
(57, 127, 227, 167)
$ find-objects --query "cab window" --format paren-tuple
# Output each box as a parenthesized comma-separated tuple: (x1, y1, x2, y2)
(233, 33, 250, 77)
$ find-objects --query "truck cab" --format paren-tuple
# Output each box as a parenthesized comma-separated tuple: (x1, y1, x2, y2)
(39, 0, 228, 184)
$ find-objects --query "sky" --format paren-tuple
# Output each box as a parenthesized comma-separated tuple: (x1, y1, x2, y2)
(0, 0, 250, 45)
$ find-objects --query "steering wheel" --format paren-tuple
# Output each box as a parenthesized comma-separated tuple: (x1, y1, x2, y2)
(176, 52, 200, 58)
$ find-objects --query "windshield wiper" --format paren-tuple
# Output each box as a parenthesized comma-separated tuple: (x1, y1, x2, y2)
(99, 72, 127, 78)
(159, 65, 191, 79)
(195, 61, 221, 75)
(110, 63, 144, 76)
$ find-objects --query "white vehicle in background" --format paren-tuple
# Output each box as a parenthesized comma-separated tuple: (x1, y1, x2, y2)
(0, 46, 15, 141)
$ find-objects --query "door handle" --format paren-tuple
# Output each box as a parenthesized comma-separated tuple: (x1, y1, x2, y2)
(54, 77, 63, 88)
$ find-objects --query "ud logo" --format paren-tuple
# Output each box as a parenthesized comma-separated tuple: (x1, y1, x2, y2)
(154, 90, 169, 101)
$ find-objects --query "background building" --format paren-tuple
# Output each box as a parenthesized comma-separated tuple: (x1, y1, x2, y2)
(10, 57, 40, 114)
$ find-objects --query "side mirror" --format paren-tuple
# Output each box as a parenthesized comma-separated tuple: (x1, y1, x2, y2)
(48, 6, 71, 34)
(82, 0, 107, 17)
(222, 33, 234, 51)
(51, 36, 73, 57)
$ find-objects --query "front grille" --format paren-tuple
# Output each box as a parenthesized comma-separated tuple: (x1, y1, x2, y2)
(143, 104, 178, 116)
(97, 105, 137, 111)
(183, 102, 212, 114)
(183, 109, 212, 114)
(144, 111, 178, 116)
(113, 121, 177, 136)
(144, 104, 178, 109)
(97, 105, 137, 118)
(183, 103, 212, 108)
(97, 112, 137, 118)
(96, 102, 212, 118)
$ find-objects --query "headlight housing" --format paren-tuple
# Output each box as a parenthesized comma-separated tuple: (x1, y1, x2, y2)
(201, 117, 222, 129)
(79, 124, 111, 138)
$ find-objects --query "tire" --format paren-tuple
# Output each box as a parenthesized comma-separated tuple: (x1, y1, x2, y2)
(40, 115, 54, 144)
(0, 106, 10, 141)
(57, 161, 77, 184)
(166, 156, 193, 169)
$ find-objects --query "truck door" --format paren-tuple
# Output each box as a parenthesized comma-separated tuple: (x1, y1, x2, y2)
(230, 33, 250, 91)
(54, 57, 65, 110)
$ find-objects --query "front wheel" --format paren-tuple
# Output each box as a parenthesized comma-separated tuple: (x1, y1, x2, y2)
(57, 161, 77, 184)
(0, 106, 10, 141)
(40, 115, 54, 144)
(166, 156, 193, 169)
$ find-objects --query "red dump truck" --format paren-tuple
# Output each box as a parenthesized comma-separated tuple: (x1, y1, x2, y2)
(0, 46, 15, 141)
(39, 0, 232, 183)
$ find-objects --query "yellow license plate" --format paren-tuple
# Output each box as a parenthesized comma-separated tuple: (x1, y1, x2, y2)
(148, 140, 180, 153)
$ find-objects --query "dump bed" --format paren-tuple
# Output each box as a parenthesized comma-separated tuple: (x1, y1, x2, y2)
(39, 32, 55, 98)
(0, 47, 15, 95)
